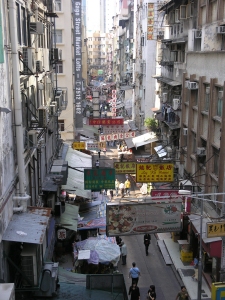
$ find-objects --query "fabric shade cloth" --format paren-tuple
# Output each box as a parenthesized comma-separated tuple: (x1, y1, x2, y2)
(76, 236, 120, 265)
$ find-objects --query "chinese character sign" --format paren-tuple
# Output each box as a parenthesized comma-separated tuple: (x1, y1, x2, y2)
(98, 141, 106, 149)
(84, 168, 115, 190)
(207, 222, 225, 238)
(72, 0, 83, 129)
(87, 143, 98, 150)
(57, 229, 66, 240)
(151, 189, 179, 199)
(114, 162, 136, 174)
(72, 141, 85, 150)
(99, 131, 136, 141)
(147, 3, 154, 40)
(89, 118, 124, 125)
(136, 163, 174, 182)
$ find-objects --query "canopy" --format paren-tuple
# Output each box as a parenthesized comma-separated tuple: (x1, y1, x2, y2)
(60, 203, 79, 232)
(125, 132, 158, 149)
(76, 236, 120, 265)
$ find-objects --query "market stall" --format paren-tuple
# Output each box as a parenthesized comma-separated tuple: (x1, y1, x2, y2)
(73, 236, 120, 274)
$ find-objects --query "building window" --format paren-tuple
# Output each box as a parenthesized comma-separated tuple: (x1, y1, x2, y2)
(213, 147, 220, 176)
(55, 0, 62, 11)
(192, 132, 196, 153)
(16, 3, 21, 44)
(193, 90, 198, 106)
(217, 87, 223, 117)
(54, 30, 63, 44)
(21, 7, 27, 45)
(58, 120, 65, 131)
(56, 61, 63, 73)
(204, 85, 210, 111)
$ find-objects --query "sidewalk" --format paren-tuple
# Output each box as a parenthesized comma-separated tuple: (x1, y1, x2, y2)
(158, 233, 212, 300)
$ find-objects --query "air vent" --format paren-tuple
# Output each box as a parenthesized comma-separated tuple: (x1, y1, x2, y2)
(216, 26, 225, 34)
(187, 82, 198, 90)
(196, 147, 206, 156)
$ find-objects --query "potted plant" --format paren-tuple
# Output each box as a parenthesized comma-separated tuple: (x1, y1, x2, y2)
(144, 117, 158, 133)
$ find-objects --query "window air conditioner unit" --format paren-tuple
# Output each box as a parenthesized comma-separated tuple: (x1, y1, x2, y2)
(30, 22, 44, 34)
(183, 128, 188, 135)
(173, 98, 180, 110)
(28, 130, 37, 148)
(218, 91, 224, 99)
(23, 47, 35, 74)
(38, 106, 48, 127)
(36, 60, 43, 73)
(55, 92, 63, 107)
(21, 244, 39, 286)
(162, 93, 168, 103)
(196, 147, 206, 156)
(187, 81, 198, 90)
(194, 30, 202, 39)
(180, 5, 187, 19)
(216, 26, 225, 34)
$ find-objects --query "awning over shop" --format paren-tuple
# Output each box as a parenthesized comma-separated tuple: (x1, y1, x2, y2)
(2, 207, 52, 244)
(60, 204, 79, 232)
(152, 76, 181, 87)
(78, 217, 106, 231)
(62, 148, 92, 199)
(190, 215, 222, 257)
(125, 132, 158, 149)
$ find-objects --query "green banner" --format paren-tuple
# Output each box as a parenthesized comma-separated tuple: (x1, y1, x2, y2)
(84, 168, 115, 190)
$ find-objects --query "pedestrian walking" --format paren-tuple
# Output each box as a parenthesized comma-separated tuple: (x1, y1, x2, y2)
(121, 241, 127, 265)
(129, 262, 140, 285)
(144, 233, 151, 256)
(125, 179, 131, 195)
(95, 160, 99, 168)
(175, 286, 189, 300)
(119, 182, 125, 197)
(109, 189, 113, 201)
(128, 282, 140, 300)
(98, 150, 101, 158)
(147, 285, 156, 300)
(103, 147, 106, 155)
(115, 179, 120, 196)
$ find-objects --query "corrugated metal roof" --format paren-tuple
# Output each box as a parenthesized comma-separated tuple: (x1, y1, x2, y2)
(2, 207, 52, 244)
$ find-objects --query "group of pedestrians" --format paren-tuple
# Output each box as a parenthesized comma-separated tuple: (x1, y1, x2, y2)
(115, 178, 131, 197)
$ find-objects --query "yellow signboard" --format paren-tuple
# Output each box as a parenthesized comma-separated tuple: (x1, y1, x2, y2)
(98, 141, 106, 149)
(114, 162, 136, 174)
(72, 142, 85, 150)
(207, 222, 225, 238)
(136, 163, 174, 182)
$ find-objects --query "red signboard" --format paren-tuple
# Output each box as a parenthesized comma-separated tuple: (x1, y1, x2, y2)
(89, 118, 123, 125)
(151, 189, 179, 199)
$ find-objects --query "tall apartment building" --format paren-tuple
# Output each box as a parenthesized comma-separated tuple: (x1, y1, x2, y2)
(153, 0, 225, 283)
(0, 0, 69, 296)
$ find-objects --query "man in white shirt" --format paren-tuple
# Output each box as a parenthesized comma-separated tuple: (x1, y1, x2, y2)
(119, 182, 125, 197)
(121, 241, 127, 265)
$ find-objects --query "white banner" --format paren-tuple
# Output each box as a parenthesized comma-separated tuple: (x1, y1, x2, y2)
(99, 131, 136, 141)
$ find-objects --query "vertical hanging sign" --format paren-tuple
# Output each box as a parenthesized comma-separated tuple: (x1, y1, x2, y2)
(72, 0, 83, 129)
(0, 1, 4, 63)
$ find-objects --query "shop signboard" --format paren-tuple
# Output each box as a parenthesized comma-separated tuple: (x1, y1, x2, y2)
(98, 141, 106, 149)
(99, 131, 135, 142)
(72, 141, 85, 150)
(103, 125, 125, 134)
(86, 143, 98, 150)
(114, 162, 136, 174)
(151, 189, 179, 198)
(72, 0, 83, 129)
(136, 163, 174, 182)
(207, 222, 225, 238)
(57, 229, 66, 240)
(84, 168, 115, 190)
(106, 200, 182, 236)
(89, 118, 123, 125)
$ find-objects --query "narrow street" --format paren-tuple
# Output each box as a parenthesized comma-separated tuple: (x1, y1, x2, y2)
(93, 146, 183, 300)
